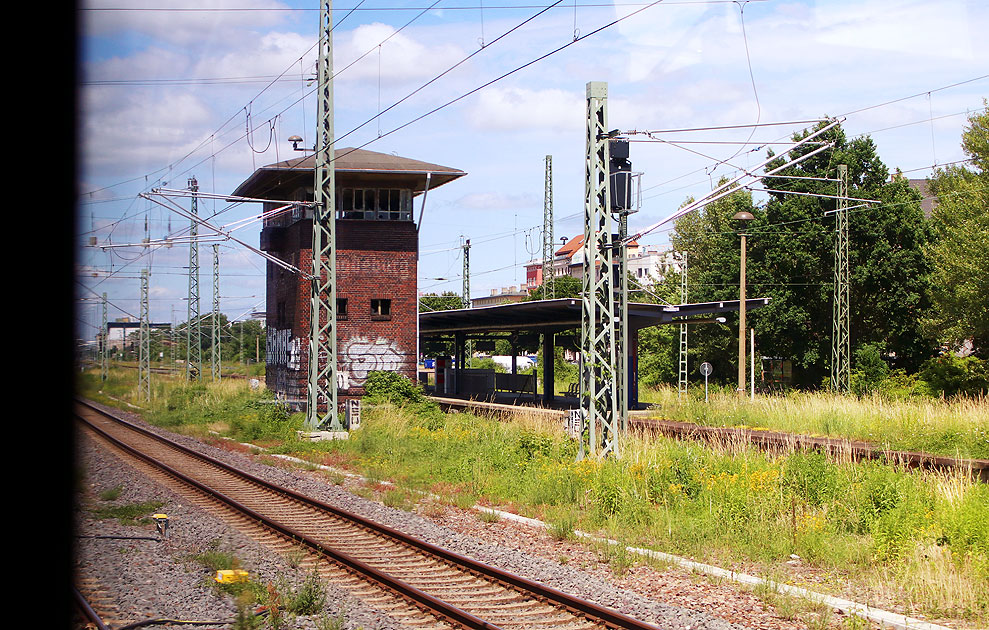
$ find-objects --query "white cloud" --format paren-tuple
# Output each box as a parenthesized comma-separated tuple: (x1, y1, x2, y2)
(82, 0, 293, 48)
(455, 191, 539, 210)
(335, 23, 467, 85)
(465, 86, 584, 132)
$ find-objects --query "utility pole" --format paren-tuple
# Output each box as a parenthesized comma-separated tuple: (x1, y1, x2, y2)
(462, 238, 471, 309)
(139, 269, 151, 401)
(212, 244, 221, 381)
(101, 292, 108, 382)
(579, 81, 624, 459)
(678, 254, 688, 398)
(186, 176, 202, 381)
(832, 164, 850, 392)
(734, 210, 754, 398)
(306, 0, 342, 431)
(542, 155, 554, 297)
(462, 238, 472, 367)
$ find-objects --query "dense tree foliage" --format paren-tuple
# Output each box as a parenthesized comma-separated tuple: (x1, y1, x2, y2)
(670, 121, 936, 388)
(419, 291, 466, 312)
(924, 104, 989, 357)
(523, 275, 582, 301)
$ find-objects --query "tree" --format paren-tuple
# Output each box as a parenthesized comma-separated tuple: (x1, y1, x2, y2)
(670, 121, 936, 388)
(670, 187, 760, 385)
(419, 291, 464, 312)
(924, 103, 989, 357)
(523, 275, 582, 301)
(754, 123, 935, 385)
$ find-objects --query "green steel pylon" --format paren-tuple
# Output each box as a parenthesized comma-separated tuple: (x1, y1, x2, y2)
(186, 176, 202, 381)
(306, 0, 342, 431)
(579, 81, 625, 460)
(139, 269, 151, 402)
(101, 292, 108, 382)
(542, 155, 554, 295)
(678, 253, 688, 398)
(212, 244, 221, 381)
(832, 164, 850, 393)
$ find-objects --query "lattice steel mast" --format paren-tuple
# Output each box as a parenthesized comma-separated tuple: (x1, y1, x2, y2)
(579, 81, 625, 459)
(542, 155, 554, 296)
(186, 177, 202, 381)
(678, 253, 688, 398)
(462, 238, 471, 309)
(306, 0, 342, 431)
(101, 292, 108, 382)
(212, 244, 221, 381)
(831, 164, 850, 392)
(463, 238, 472, 366)
(139, 269, 151, 401)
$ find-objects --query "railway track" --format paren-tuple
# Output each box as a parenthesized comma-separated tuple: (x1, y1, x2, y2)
(431, 397, 989, 480)
(75, 400, 663, 630)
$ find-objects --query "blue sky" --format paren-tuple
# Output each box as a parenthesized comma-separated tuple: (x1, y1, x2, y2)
(76, 0, 988, 344)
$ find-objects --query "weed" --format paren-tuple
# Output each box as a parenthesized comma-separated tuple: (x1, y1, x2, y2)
(233, 593, 263, 630)
(600, 540, 634, 577)
(842, 614, 870, 630)
(382, 488, 413, 510)
(324, 471, 346, 485)
(284, 546, 307, 570)
(90, 500, 165, 525)
(99, 485, 124, 501)
(478, 508, 502, 523)
(286, 570, 327, 616)
(547, 516, 577, 542)
(188, 540, 238, 572)
(264, 583, 285, 630)
(314, 609, 347, 630)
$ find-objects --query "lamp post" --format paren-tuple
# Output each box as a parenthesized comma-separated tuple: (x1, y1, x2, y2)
(733, 210, 755, 398)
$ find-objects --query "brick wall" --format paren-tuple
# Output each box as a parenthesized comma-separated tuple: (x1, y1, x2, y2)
(265, 218, 418, 408)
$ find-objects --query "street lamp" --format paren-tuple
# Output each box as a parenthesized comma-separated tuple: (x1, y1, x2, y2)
(733, 210, 755, 398)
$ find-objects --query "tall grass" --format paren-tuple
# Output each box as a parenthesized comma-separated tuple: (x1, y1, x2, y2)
(641, 385, 989, 459)
(306, 404, 988, 624)
(76, 368, 989, 625)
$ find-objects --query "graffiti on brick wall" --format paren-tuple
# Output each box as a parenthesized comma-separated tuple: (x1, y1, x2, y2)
(341, 336, 405, 385)
(267, 328, 302, 370)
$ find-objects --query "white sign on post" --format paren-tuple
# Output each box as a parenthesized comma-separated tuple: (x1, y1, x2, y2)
(700, 362, 713, 402)
(566, 409, 584, 439)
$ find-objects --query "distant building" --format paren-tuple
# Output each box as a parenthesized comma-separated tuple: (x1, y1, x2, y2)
(233, 147, 466, 407)
(907, 178, 938, 218)
(472, 286, 528, 308)
(524, 235, 679, 289)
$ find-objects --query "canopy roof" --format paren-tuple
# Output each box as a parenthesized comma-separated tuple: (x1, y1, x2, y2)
(419, 297, 770, 336)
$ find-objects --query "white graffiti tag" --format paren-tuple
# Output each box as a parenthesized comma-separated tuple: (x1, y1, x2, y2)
(341, 336, 405, 384)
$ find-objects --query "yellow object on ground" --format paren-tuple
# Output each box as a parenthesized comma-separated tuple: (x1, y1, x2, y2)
(214, 570, 249, 584)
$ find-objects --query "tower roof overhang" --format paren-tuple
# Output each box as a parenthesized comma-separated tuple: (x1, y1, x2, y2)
(232, 147, 467, 199)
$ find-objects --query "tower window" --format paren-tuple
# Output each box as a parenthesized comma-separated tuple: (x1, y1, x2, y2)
(371, 299, 392, 320)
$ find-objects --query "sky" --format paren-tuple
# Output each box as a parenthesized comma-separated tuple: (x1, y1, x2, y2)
(75, 0, 988, 346)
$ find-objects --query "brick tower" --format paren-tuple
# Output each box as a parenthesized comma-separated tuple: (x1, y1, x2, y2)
(233, 147, 466, 408)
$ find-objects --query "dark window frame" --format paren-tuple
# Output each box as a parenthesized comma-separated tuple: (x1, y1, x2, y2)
(370, 298, 392, 321)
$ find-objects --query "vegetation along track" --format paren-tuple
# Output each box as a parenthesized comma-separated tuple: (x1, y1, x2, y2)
(75, 399, 663, 630)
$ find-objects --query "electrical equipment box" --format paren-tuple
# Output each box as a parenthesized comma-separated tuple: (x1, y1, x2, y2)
(214, 570, 249, 584)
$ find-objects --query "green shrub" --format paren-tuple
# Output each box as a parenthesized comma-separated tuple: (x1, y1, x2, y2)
(920, 355, 989, 398)
(230, 400, 301, 441)
(364, 371, 425, 404)
(286, 570, 327, 616)
(783, 451, 838, 506)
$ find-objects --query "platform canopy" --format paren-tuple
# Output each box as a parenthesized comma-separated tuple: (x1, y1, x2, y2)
(419, 297, 770, 337)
